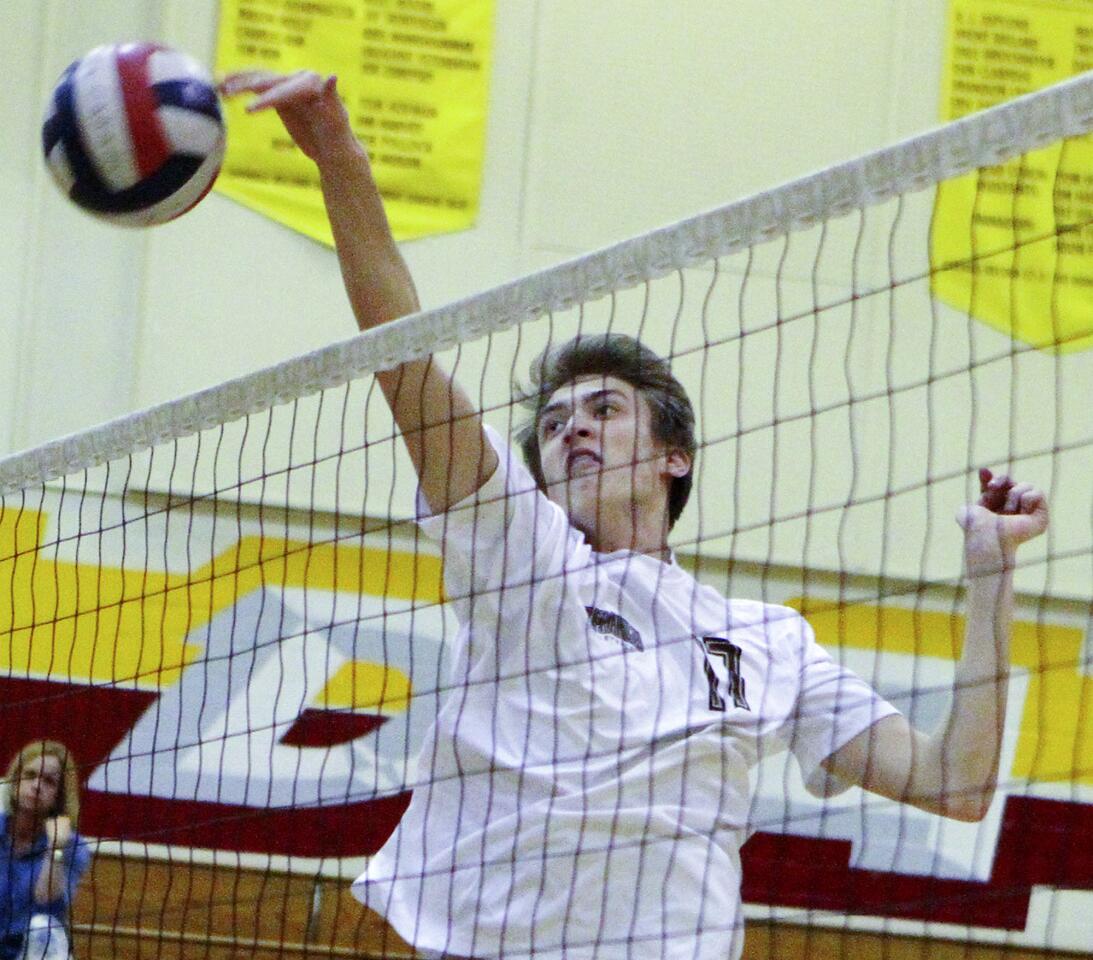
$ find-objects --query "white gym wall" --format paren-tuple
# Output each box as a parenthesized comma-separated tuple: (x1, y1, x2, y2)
(1, 0, 947, 456)
(8, 0, 1083, 600)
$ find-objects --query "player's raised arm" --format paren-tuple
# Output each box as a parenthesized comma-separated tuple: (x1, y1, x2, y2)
(817, 469, 1049, 821)
(220, 71, 497, 512)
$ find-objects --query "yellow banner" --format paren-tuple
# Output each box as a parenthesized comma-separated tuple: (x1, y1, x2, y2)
(213, 0, 494, 244)
(935, 0, 1093, 352)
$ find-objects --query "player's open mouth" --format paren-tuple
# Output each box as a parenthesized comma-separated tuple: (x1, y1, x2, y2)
(566, 450, 601, 474)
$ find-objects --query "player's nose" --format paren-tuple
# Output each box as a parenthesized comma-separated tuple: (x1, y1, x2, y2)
(562, 413, 594, 442)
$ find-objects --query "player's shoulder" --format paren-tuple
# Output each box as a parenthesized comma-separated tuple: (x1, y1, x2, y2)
(724, 598, 811, 647)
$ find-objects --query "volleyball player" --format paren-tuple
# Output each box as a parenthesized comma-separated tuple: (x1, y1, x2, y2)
(221, 71, 1050, 960)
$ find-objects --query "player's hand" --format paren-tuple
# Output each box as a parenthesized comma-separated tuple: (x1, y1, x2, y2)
(43, 815, 72, 852)
(219, 70, 358, 164)
(957, 468, 1049, 574)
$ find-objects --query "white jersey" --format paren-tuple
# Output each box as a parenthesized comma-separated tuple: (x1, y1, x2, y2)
(355, 428, 897, 959)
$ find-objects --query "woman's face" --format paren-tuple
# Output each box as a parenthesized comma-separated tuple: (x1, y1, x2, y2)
(15, 754, 63, 819)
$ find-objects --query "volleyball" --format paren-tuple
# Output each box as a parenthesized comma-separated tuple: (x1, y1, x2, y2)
(42, 43, 225, 227)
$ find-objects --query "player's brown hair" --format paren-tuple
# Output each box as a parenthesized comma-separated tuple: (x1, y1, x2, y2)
(4, 740, 81, 824)
(516, 334, 696, 528)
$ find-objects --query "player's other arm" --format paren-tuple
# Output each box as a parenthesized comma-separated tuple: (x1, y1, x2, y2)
(220, 71, 497, 512)
(818, 470, 1049, 822)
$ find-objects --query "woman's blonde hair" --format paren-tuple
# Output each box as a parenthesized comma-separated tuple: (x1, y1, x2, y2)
(4, 740, 81, 824)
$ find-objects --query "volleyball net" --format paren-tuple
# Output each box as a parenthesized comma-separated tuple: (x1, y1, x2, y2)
(2, 71, 1092, 957)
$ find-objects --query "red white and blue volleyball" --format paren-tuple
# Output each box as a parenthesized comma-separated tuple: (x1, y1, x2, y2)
(42, 43, 225, 227)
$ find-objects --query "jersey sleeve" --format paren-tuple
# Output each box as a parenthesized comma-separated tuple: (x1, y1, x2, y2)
(784, 614, 900, 798)
(415, 424, 574, 613)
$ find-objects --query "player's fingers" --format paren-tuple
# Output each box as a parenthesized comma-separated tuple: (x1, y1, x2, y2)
(1004, 481, 1034, 514)
(1008, 508, 1049, 542)
(218, 70, 283, 96)
(978, 472, 1011, 510)
(1018, 486, 1047, 517)
(245, 70, 330, 112)
(984, 490, 1007, 512)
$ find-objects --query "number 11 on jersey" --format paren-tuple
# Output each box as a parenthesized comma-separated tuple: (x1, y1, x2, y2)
(701, 638, 751, 712)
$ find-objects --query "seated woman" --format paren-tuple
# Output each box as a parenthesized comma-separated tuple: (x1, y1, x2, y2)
(0, 741, 91, 959)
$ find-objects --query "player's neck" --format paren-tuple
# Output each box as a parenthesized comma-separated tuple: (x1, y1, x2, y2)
(580, 502, 673, 561)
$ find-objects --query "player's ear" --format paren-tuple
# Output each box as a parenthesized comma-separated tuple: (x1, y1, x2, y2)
(665, 449, 691, 479)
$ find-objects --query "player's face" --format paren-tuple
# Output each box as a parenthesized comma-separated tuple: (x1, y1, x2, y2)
(537, 375, 679, 542)
(16, 754, 62, 819)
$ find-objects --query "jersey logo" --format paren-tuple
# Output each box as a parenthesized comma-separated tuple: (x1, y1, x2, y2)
(585, 606, 644, 651)
(700, 637, 751, 711)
